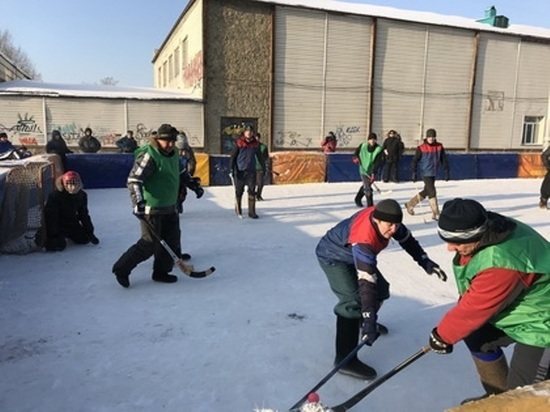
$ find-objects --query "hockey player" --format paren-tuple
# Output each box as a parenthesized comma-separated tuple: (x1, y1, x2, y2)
(43, 171, 99, 251)
(315, 199, 447, 380)
(112, 124, 185, 288)
(406, 128, 449, 220)
(429, 198, 550, 403)
(352, 132, 384, 208)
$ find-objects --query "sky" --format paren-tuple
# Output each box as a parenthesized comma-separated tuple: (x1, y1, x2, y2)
(1, 177, 549, 411)
(1, 1, 550, 87)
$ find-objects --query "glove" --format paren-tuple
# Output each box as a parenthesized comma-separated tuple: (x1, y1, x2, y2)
(412, 172, 417, 183)
(195, 186, 204, 199)
(133, 202, 146, 219)
(361, 309, 380, 346)
(89, 233, 99, 245)
(429, 328, 453, 354)
(421, 257, 447, 281)
(352, 157, 359, 164)
(368, 174, 375, 184)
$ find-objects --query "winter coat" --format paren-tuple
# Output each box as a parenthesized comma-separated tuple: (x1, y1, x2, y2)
(412, 139, 449, 178)
(44, 189, 94, 238)
(542, 147, 550, 170)
(382, 136, 404, 163)
(127, 139, 180, 213)
(46, 136, 73, 157)
(316, 207, 431, 311)
(256, 142, 269, 172)
(437, 213, 550, 347)
(321, 135, 337, 153)
(0, 140, 16, 156)
(230, 135, 263, 173)
(115, 136, 138, 153)
(78, 135, 102, 153)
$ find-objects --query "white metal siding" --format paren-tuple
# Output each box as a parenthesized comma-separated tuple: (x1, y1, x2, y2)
(324, 14, 372, 150)
(372, 20, 426, 148)
(46, 98, 124, 148)
(273, 6, 325, 149)
(471, 34, 518, 149)
(127, 101, 204, 147)
(422, 27, 474, 149)
(0, 96, 45, 146)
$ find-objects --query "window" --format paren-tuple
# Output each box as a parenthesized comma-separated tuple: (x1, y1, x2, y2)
(182, 37, 188, 69)
(162, 61, 167, 87)
(521, 116, 544, 145)
(168, 54, 173, 80)
(157, 67, 162, 87)
(174, 47, 180, 75)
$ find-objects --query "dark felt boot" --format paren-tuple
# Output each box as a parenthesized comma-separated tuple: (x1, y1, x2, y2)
(335, 315, 377, 380)
(152, 272, 178, 283)
(354, 186, 364, 207)
(248, 195, 259, 219)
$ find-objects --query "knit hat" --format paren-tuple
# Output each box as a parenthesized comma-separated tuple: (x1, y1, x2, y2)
(438, 198, 488, 244)
(367, 132, 377, 141)
(372, 199, 403, 224)
(52, 130, 61, 139)
(157, 124, 178, 141)
(426, 128, 437, 138)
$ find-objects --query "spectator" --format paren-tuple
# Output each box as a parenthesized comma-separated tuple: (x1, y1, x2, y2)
(539, 143, 550, 209)
(43, 171, 99, 252)
(382, 129, 404, 183)
(0, 132, 20, 160)
(176, 131, 197, 176)
(46, 130, 73, 171)
(321, 131, 338, 153)
(78, 127, 101, 153)
(115, 130, 138, 153)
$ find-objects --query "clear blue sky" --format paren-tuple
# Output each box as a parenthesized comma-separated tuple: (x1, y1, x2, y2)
(1, 0, 549, 87)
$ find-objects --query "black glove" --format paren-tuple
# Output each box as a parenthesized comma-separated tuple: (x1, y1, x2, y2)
(361, 309, 380, 346)
(412, 172, 417, 183)
(429, 328, 453, 354)
(89, 233, 99, 245)
(421, 258, 447, 281)
(133, 201, 146, 219)
(195, 186, 204, 199)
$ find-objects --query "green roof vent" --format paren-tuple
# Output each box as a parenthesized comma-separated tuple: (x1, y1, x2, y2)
(476, 6, 509, 28)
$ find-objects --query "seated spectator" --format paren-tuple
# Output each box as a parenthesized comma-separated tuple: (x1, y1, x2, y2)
(321, 131, 338, 153)
(0, 132, 21, 160)
(46, 130, 73, 171)
(115, 130, 138, 153)
(78, 127, 101, 153)
(43, 171, 99, 252)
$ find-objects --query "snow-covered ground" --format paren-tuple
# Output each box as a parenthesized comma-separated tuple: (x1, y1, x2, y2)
(1, 178, 548, 412)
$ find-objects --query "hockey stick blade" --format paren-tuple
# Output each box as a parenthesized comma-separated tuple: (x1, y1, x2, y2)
(175, 259, 216, 278)
(329, 346, 431, 411)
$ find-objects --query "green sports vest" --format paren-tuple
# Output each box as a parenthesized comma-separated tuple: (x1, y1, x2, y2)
(136, 144, 179, 208)
(452, 220, 550, 347)
(358, 143, 383, 176)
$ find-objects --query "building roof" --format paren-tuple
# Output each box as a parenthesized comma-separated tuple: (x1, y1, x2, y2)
(0, 80, 203, 101)
(255, 0, 550, 38)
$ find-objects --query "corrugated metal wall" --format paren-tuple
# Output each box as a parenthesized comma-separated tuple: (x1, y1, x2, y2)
(273, 6, 372, 150)
(0, 96, 44, 147)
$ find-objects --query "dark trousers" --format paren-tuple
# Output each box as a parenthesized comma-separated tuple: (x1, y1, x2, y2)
(234, 170, 256, 198)
(256, 170, 265, 197)
(45, 224, 90, 251)
(419, 176, 437, 198)
(113, 213, 180, 276)
(464, 323, 550, 388)
(318, 259, 390, 319)
(383, 161, 399, 183)
(540, 170, 550, 199)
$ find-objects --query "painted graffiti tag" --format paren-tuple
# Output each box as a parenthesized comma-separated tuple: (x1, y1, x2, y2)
(10, 113, 42, 134)
(333, 125, 361, 147)
(183, 51, 203, 90)
(275, 130, 312, 148)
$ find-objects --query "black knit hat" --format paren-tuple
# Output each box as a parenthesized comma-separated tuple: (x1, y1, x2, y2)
(426, 128, 437, 138)
(372, 199, 403, 224)
(157, 124, 178, 141)
(438, 198, 488, 244)
(367, 132, 377, 140)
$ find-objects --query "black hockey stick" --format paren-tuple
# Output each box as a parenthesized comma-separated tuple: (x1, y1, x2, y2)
(142, 218, 215, 278)
(330, 345, 431, 411)
(289, 338, 368, 411)
(229, 173, 243, 218)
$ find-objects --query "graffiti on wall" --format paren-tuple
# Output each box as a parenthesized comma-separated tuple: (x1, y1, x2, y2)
(274, 130, 313, 148)
(0, 113, 43, 146)
(332, 125, 361, 148)
(183, 51, 203, 91)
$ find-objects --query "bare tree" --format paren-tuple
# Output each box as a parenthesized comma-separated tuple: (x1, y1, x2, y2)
(100, 76, 119, 86)
(0, 29, 41, 80)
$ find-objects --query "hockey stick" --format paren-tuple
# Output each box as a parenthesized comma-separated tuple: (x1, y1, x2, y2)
(329, 345, 431, 411)
(229, 173, 243, 218)
(142, 218, 215, 278)
(372, 182, 392, 195)
(289, 338, 368, 411)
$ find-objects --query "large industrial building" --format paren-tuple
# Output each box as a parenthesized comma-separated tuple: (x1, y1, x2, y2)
(153, 0, 550, 154)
